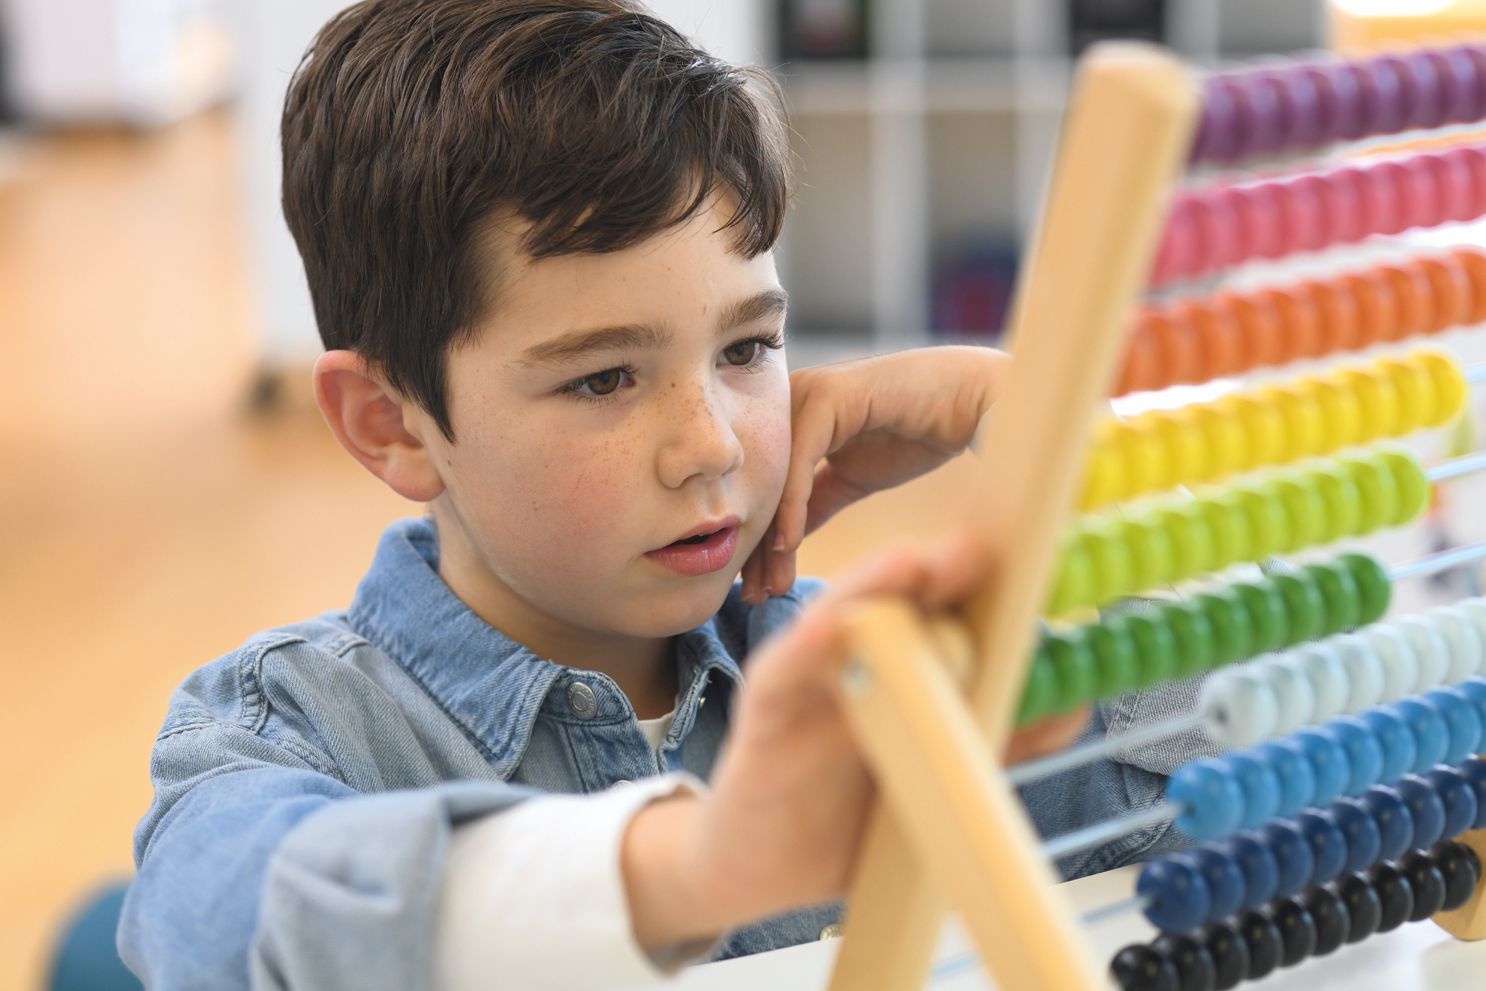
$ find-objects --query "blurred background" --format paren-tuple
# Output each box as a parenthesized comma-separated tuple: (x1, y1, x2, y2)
(7, 1, 1486, 988)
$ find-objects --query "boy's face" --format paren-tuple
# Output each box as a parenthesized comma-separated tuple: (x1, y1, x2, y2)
(417, 197, 792, 647)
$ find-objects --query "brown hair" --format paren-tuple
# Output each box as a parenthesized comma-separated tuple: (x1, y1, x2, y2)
(281, 0, 791, 439)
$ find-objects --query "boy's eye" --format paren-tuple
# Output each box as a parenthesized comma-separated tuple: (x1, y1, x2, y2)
(581, 368, 624, 396)
(722, 340, 761, 366)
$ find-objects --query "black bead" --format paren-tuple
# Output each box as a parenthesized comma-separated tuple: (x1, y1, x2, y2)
(1401, 850, 1448, 922)
(1235, 909, 1282, 981)
(1433, 841, 1483, 912)
(1331, 873, 1382, 944)
(1196, 920, 1250, 991)
(1366, 862, 1415, 933)
(1111, 944, 1180, 991)
(1266, 897, 1316, 967)
(1153, 934, 1217, 991)
(1301, 885, 1351, 957)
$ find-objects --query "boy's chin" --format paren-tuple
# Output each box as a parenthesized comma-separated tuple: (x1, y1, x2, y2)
(627, 575, 738, 636)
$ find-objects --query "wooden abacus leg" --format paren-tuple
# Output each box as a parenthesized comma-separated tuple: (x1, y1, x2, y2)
(833, 600, 1105, 991)
(1434, 828, 1486, 940)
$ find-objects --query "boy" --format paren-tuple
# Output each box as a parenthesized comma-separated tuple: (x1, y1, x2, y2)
(117, 2, 1166, 988)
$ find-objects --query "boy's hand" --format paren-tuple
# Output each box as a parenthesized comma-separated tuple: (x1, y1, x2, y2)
(741, 345, 1010, 603)
(622, 531, 1087, 954)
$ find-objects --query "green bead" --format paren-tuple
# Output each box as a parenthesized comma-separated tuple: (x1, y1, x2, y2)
(1341, 455, 1398, 534)
(1311, 463, 1362, 543)
(1086, 616, 1141, 698)
(1232, 582, 1288, 654)
(1371, 449, 1429, 526)
(1049, 535, 1097, 615)
(1195, 589, 1255, 667)
(1305, 561, 1362, 635)
(1196, 493, 1251, 571)
(1337, 552, 1391, 625)
(1232, 486, 1289, 559)
(1125, 610, 1179, 690)
(1081, 519, 1136, 606)
(1160, 600, 1216, 677)
(1045, 629, 1097, 712)
(1122, 516, 1175, 592)
(1158, 505, 1216, 580)
(1268, 475, 1327, 551)
(1017, 645, 1060, 726)
(1271, 571, 1326, 644)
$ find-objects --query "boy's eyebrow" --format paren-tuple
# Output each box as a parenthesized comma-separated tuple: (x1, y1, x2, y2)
(518, 288, 790, 368)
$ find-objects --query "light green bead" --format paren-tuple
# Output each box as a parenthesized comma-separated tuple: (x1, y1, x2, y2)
(1370, 449, 1429, 526)
(1340, 456, 1398, 534)
(1311, 463, 1362, 543)
(1048, 536, 1096, 615)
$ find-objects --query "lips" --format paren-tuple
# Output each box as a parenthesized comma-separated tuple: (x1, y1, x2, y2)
(646, 516, 742, 577)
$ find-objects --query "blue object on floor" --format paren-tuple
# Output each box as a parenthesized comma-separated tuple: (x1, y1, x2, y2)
(47, 879, 142, 991)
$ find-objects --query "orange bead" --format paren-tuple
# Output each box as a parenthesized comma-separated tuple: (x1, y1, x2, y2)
(1215, 291, 1285, 370)
(1338, 270, 1395, 349)
(1173, 300, 1245, 379)
(1118, 315, 1164, 395)
(1297, 278, 1361, 355)
(1418, 255, 1472, 333)
(1147, 309, 1204, 387)
(1449, 246, 1486, 324)
(1259, 286, 1323, 364)
(1377, 262, 1434, 340)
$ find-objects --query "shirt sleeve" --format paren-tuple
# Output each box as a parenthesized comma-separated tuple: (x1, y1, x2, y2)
(434, 773, 719, 991)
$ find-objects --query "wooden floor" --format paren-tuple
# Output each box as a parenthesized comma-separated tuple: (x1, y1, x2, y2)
(0, 107, 973, 990)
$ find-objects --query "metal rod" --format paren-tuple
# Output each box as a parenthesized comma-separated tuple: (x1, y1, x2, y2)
(1008, 711, 1205, 787)
(1466, 363, 1486, 386)
(1426, 450, 1486, 482)
(1081, 892, 1153, 927)
(1388, 541, 1486, 582)
(1041, 802, 1180, 861)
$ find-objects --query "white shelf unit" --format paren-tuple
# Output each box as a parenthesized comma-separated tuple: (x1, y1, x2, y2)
(773, 0, 1331, 361)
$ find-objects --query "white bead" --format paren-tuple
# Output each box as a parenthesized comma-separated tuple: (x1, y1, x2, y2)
(1430, 605, 1485, 683)
(1335, 633, 1384, 713)
(1258, 655, 1317, 736)
(1297, 643, 1349, 723)
(1399, 615, 1450, 691)
(1200, 667, 1281, 748)
(1456, 598, 1486, 651)
(1365, 624, 1419, 703)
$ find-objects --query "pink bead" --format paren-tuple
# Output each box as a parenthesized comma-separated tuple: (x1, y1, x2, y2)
(1362, 160, 1408, 236)
(1278, 177, 1327, 253)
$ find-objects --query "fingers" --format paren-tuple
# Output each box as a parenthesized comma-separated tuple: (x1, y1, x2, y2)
(772, 396, 842, 558)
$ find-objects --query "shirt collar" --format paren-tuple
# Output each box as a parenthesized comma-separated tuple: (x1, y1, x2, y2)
(347, 518, 745, 776)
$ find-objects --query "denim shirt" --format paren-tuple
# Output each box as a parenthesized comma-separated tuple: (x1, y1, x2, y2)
(118, 517, 1176, 990)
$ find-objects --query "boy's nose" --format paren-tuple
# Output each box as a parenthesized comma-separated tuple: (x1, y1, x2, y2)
(655, 382, 745, 489)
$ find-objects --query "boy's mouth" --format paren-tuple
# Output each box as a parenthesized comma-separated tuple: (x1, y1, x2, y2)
(646, 517, 742, 577)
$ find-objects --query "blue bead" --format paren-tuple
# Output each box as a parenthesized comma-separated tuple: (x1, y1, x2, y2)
(1261, 819, 1316, 898)
(1426, 687, 1484, 764)
(1390, 697, 1450, 771)
(1359, 707, 1416, 785)
(1330, 797, 1382, 873)
(1255, 739, 1318, 817)
(1321, 717, 1385, 795)
(1169, 761, 1246, 840)
(1139, 856, 1213, 933)
(1297, 809, 1348, 885)
(1189, 846, 1246, 922)
(1455, 677, 1486, 728)
(1224, 831, 1280, 909)
(1396, 774, 1447, 848)
(1217, 752, 1282, 828)
(1425, 765, 1479, 839)
(1293, 728, 1351, 807)
(1360, 785, 1416, 861)
(1460, 756, 1486, 829)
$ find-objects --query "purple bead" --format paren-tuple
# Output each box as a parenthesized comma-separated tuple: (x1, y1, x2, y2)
(1233, 74, 1286, 158)
(1430, 48, 1477, 123)
(1196, 77, 1240, 164)
(1366, 56, 1411, 134)
(1336, 62, 1373, 140)
(1276, 64, 1325, 151)
(1300, 63, 1344, 144)
(1399, 51, 1446, 130)
(1459, 45, 1486, 122)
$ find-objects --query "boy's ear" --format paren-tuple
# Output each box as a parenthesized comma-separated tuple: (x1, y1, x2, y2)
(313, 350, 446, 503)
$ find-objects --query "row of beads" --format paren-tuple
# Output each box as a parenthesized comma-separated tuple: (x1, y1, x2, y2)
(1143, 757, 1486, 932)
(1049, 449, 1426, 617)
(1153, 143, 1486, 286)
(1169, 681, 1486, 839)
(1118, 248, 1486, 397)
(1085, 349, 1465, 510)
(1191, 45, 1486, 167)
(1114, 842, 1483, 990)
(1020, 554, 1388, 725)
(1199, 598, 1486, 748)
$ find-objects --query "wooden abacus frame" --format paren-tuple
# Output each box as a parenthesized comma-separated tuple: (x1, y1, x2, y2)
(822, 40, 1486, 991)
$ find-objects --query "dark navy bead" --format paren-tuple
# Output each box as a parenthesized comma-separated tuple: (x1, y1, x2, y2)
(1367, 861, 1415, 932)
(1360, 785, 1416, 861)
(1390, 697, 1450, 771)
(1435, 841, 1483, 911)
(1426, 687, 1484, 764)
(1140, 856, 1214, 933)
(1396, 773, 1448, 848)
(1153, 933, 1217, 991)
(1401, 849, 1447, 921)
(1267, 896, 1316, 967)
(1459, 756, 1486, 829)
(1189, 847, 1246, 923)
(1360, 707, 1416, 785)
(1301, 885, 1351, 957)
(1331, 797, 1383, 873)
(1293, 727, 1351, 805)
(1216, 752, 1282, 829)
(1196, 920, 1249, 991)
(1322, 717, 1385, 795)
(1332, 872, 1382, 943)
(1235, 909, 1282, 981)
(1256, 739, 1318, 817)
(1262, 819, 1316, 897)
(1425, 765, 1479, 839)
(1225, 831, 1280, 909)
(1111, 944, 1180, 991)
(1297, 809, 1348, 885)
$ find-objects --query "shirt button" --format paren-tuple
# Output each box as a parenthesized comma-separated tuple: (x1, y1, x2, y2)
(818, 924, 843, 940)
(566, 682, 598, 720)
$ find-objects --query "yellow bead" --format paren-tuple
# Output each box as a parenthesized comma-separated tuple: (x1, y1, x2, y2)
(1218, 393, 1285, 470)
(1116, 419, 1173, 498)
(1081, 423, 1128, 511)
(1262, 384, 1326, 460)
(1339, 367, 1400, 443)
(1417, 349, 1468, 428)
(1374, 354, 1433, 434)
(1296, 375, 1363, 451)
(1148, 409, 1210, 487)
(1192, 404, 1249, 476)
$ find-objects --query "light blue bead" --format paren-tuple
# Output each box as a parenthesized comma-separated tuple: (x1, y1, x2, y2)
(1359, 707, 1416, 785)
(1293, 727, 1351, 807)
(1321, 716, 1385, 795)
(1217, 752, 1282, 829)
(1389, 697, 1449, 772)
(1168, 761, 1246, 840)
(1255, 739, 1318, 817)
(1454, 677, 1486, 734)
(1425, 687, 1484, 764)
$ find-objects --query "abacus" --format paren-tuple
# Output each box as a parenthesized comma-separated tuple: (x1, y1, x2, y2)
(822, 39, 1486, 991)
